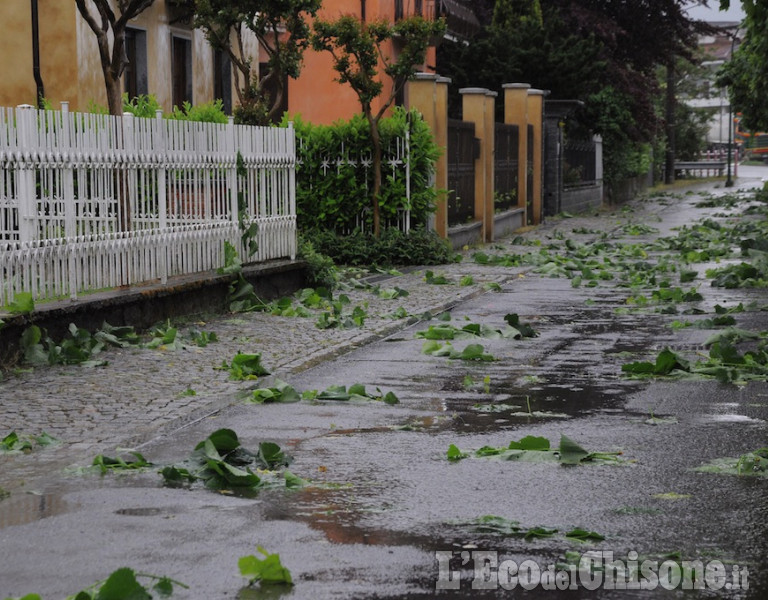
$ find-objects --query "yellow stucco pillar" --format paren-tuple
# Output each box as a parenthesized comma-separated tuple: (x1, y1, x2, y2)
(527, 89, 545, 225)
(460, 88, 491, 242)
(503, 83, 530, 217)
(407, 72, 449, 238)
(483, 90, 497, 242)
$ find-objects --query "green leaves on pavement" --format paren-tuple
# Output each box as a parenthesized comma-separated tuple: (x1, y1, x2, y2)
(92, 450, 152, 475)
(622, 348, 690, 376)
(161, 429, 292, 492)
(63, 567, 186, 599)
(219, 352, 270, 380)
(377, 286, 409, 299)
(623, 337, 768, 383)
(239, 546, 293, 586)
(1, 431, 59, 454)
(247, 379, 302, 404)
(416, 315, 536, 342)
(304, 383, 399, 404)
(696, 447, 768, 477)
(422, 341, 495, 361)
(460, 515, 604, 543)
(504, 313, 538, 338)
(424, 270, 451, 285)
(144, 321, 184, 350)
(447, 435, 621, 465)
(20, 322, 140, 367)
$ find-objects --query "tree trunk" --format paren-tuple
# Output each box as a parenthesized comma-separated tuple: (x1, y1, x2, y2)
(105, 71, 123, 116)
(366, 111, 382, 238)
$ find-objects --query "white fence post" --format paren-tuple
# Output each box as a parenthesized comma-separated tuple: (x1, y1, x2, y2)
(227, 116, 239, 230)
(405, 120, 411, 234)
(60, 101, 78, 299)
(288, 121, 297, 260)
(121, 112, 135, 287)
(15, 104, 37, 243)
(155, 109, 168, 284)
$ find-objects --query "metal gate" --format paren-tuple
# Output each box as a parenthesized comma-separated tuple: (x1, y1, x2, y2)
(527, 124, 534, 225)
(447, 119, 476, 226)
(494, 122, 519, 212)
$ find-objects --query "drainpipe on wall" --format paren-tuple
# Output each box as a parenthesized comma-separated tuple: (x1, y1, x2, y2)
(360, 0, 366, 21)
(31, 0, 45, 108)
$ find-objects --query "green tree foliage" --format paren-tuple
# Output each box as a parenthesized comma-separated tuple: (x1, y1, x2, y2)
(311, 15, 446, 237)
(170, 0, 321, 124)
(438, 6, 605, 120)
(438, 0, 708, 183)
(717, 1, 768, 131)
(75, 0, 156, 116)
(666, 56, 714, 161)
(492, 0, 543, 28)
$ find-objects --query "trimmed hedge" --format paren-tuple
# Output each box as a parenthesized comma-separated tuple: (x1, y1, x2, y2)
(286, 107, 441, 233)
(305, 227, 453, 267)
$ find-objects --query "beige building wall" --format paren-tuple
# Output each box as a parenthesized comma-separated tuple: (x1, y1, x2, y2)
(0, 0, 253, 113)
(0, 2, 35, 107)
(75, 2, 107, 110)
(0, 1, 80, 108)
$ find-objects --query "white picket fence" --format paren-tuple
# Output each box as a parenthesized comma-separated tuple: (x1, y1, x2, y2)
(0, 104, 296, 306)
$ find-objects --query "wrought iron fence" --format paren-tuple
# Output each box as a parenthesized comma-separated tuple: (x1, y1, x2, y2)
(447, 118, 476, 226)
(494, 122, 519, 212)
(563, 138, 598, 187)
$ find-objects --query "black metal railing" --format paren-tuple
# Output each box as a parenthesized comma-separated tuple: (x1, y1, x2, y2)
(563, 139, 597, 187)
(494, 122, 519, 212)
(447, 119, 476, 226)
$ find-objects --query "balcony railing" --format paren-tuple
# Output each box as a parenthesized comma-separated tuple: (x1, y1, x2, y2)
(395, 0, 437, 21)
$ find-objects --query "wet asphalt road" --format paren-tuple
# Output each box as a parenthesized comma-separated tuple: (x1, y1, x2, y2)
(2, 168, 768, 599)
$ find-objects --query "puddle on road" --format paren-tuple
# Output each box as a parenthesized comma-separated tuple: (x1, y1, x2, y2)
(0, 491, 71, 530)
(114, 506, 183, 517)
(437, 371, 642, 433)
(261, 486, 436, 549)
(706, 414, 764, 424)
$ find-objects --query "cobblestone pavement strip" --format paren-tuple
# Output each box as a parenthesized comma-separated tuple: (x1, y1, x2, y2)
(0, 178, 760, 495)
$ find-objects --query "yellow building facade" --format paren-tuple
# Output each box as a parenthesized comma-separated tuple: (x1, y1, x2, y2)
(0, 0, 251, 113)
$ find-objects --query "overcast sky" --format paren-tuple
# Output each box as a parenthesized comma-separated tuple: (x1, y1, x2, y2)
(685, 1, 746, 22)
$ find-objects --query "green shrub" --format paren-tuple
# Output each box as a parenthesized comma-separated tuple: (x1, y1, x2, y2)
(88, 94, 228, 124)
(298, 234, 338, 289)
(286, 107, 441, 233)
(233, 94, 272, 126)
(122, 93, 163, 118)
(305, 227, 453, 267)
(169, 99, 228, 124)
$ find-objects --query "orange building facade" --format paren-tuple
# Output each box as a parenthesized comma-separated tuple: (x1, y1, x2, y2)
(286, 0, 440, 124)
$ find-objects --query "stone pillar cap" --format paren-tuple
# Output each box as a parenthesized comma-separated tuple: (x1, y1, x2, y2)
(414, 72, 439, 81)
(528, 89, 548, 96)
(437, 76, 452, 85)
(503, 83, 531, 90)
(459, 87, 490, 95)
